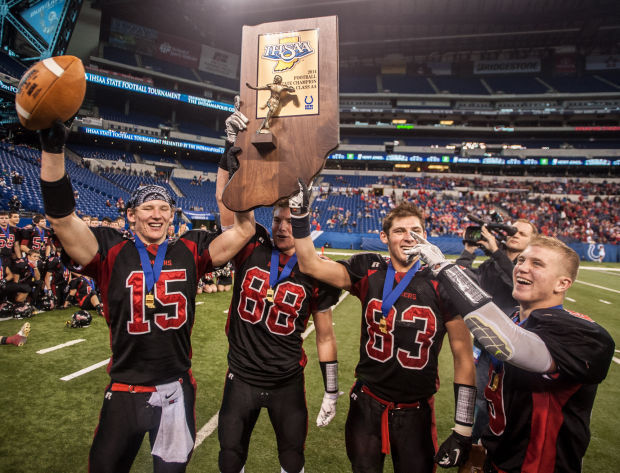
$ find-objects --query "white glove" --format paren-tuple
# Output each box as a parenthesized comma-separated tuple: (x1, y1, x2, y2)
(316, 391, 339, 427)
(224, 96, 248, 143)
(404, 232, 449, 276)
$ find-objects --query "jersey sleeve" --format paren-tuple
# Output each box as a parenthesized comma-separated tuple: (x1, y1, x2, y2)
(311, 278, 342, 314)
(526, 309, 615, 384)
(232, 224, 271, 270)
(62, 227, 124, 279)
(337, 252, 381, 298)
(178, 230, 219, 276)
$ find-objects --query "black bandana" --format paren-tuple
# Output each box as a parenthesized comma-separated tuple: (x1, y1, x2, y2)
(127, 185, 175, 209)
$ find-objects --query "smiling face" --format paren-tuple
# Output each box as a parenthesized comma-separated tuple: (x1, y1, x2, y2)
(126, 200, 174, 245)
(381, 215, 426, 271)
(272, 206, 295, 255)
(512, 244, 573, 315)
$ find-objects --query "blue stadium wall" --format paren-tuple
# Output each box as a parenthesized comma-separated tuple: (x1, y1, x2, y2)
(313, 232, 619, 263)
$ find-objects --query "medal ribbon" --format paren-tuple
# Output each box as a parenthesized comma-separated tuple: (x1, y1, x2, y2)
(0, 225, 9, 240)
(381, 260, 421, 319)
(134, 236, 169, 293)
(269, 249, 298, 289)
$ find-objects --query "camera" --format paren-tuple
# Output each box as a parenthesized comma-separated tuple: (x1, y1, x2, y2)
(463, 212, 517, 246)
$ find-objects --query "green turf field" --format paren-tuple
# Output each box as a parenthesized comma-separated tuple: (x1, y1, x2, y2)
(1, 253, 618, 473)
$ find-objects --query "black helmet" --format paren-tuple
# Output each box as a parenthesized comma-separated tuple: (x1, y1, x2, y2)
(66, 310, 92, 328)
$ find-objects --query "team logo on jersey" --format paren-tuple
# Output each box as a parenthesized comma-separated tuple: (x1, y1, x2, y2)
(262, 36, 314, 72)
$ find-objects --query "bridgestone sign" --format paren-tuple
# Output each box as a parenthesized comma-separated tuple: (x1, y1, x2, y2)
(474, 59, 541, 74)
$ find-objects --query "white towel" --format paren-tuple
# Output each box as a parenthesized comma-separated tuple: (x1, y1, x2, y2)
(147, 380, 194, 463)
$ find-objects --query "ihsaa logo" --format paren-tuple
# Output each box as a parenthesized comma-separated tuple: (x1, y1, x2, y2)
(262, 38, 314, 72)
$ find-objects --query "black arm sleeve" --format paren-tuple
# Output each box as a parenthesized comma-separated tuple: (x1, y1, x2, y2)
(455, 250, 476, 271)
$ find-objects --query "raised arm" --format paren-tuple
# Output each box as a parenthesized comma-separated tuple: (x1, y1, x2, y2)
(406, 232, 554, 373)
(39, 121, 98, 267)
(289, 179, 352, 290)
(210, 144, 255, 266)
(209, 210, 255, 267)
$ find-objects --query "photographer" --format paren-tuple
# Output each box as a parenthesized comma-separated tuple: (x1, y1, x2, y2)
(456, 217, 537, 443)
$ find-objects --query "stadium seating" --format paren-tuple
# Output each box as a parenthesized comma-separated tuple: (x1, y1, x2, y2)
(69, 144, 136, 163)
(484, 76, 549, 94)
(103, 45, 138, 66)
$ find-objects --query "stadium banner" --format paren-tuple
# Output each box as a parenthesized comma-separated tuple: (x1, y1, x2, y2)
(85, 72, 234, 112)
(571, 243, 618, 263)
(473, 58, 541, 75)
(109, 17, 200, 69)
(553, 53, 577, 76)
(79, 127, 225, 154)
(182, 210, 215, 221)
(585, 54, 620, 71)
(328, 152, 620, 167)
(19, 0, 66, 46)
(154, 32, 200, 69)
(198, 45, 239, 79)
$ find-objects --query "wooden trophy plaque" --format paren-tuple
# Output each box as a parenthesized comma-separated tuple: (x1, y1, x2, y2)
(222, 16, 339, 212)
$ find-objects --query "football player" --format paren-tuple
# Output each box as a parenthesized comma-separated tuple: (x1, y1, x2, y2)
(215, 110, 340, 473)
(38, 119, 255, 473)
(20, 214, 51, 259)
(290, 183, 476, 473)
(408, 233, 615, 473)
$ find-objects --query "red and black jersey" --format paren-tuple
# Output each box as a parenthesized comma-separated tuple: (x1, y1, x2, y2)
(68, 275, 97, 306)
(21, 226, 51, 257)
(338, 252, 456, 403)
(76, 227, 216, 385)
(482, 308, 615, 473)
(226, 224, 340, 388)
(0, 225, 20, 262)
(13, 258, 43, 285)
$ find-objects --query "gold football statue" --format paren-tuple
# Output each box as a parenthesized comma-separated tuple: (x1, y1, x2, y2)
(246, 75, 296, 134)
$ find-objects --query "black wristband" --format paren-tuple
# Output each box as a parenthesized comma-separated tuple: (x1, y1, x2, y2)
(218, 141, 233, 171)
(40, 174, 76, 218)
(454, 383, 476, 427)
(291, 214, 311, 239)
(320, 360, 338, 393)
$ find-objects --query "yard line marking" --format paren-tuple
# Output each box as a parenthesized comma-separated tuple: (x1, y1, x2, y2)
(615, 349, 620, 353)
(599, 300, 611, 305)
(60, 358, 110, 381)
(613, 357, 620, 366)
(196, 301, 204, 305)
(0, 317, 13, 322)
(194, 291, 350, 450)
(37, 339, 85, 354)
(194, 413, 219, 448)
(574, 280, 620, 294)
(566, 297, 576, 302)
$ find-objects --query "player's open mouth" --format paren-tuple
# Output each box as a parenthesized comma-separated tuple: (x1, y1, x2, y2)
(516, 277, 532, 285)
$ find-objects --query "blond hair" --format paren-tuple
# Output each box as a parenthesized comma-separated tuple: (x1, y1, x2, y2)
(528, 236, 579, 281)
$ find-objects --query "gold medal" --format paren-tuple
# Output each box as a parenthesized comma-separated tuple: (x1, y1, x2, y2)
(490, 373, 499, 391)
(145, 293, 156, 309)
(379, 318, 388, 334)
(266, 287, 274, 303)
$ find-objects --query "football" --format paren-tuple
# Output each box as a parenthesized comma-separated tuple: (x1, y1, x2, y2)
(15, 55, 86, 130)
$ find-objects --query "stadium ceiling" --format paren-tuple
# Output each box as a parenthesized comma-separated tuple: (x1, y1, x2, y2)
(92, 0, 620, 61)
